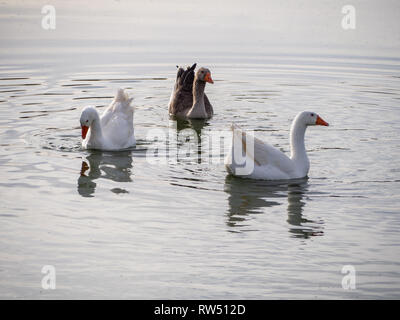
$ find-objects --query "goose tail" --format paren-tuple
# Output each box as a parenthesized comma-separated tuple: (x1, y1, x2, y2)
(115, 88, 133, 104)
(114, 88, 134, 110)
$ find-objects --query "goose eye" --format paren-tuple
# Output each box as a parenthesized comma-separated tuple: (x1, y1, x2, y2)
(311, 113, 314, 117)
(86, 120, 88, 123)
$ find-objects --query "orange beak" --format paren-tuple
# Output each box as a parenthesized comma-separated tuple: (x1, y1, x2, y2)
(204, 72, 214, 84)
(81, 125, 89, 139)
(316, 115, 329, 126)
(80, 161, 89, 176)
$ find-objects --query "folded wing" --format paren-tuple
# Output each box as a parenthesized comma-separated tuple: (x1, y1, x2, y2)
(230, 124, 294, 175)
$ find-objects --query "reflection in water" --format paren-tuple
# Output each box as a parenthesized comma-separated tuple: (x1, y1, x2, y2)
(171, 118, 209, 164)
(77, 150, 133, 197)
(224, 176, 324, 238)
(286, 183, 324, 238)
(175, 117, 208, 136)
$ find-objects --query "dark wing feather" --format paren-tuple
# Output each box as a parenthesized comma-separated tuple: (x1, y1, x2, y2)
(177, 63, 196, 91)
(172, 89, 194, 116)
(169, 63, 197, 116)
(176, 66, 184, 83)
(179, 63, 196, 91)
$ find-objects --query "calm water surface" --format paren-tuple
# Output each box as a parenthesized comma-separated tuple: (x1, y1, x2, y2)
(1, 0, 400, 299)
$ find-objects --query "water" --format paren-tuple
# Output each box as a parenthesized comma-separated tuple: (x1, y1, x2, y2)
(1, 0, 400, 299)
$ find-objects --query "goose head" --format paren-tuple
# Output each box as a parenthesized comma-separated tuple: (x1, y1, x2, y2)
(80, 106, 98, 139)
(297, 111, 329, 127)
(196, 67, 214, 84)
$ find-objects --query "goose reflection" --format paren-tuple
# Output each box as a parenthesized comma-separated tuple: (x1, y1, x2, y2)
(170, 118, 209, 164)
(286, 182, 324, 238)
(224, 176, 324, 238)
(77, 150, 133, 197)
(175, 117, 208, 136)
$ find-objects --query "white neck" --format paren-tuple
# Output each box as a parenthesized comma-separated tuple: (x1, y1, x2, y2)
(289, 118, 309, 173)
(87, 111, 104, 145)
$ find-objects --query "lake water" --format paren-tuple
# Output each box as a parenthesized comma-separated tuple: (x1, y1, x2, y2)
(1, 0, 400, 299)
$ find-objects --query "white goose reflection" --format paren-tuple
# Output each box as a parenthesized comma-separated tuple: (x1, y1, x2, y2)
(224, 176, 324, 238)
(77, 150, 133, 197)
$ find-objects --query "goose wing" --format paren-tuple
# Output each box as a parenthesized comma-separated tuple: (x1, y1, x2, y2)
(178, 63, 196, 92)
(101, 89, 134, 127)
(100, 89, 135, 148)
(231, 124, 293, 172)
(169, 63, 196, 115)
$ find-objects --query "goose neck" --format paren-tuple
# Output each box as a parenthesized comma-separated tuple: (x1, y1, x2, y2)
(290, 120, 307, 160)
(193, 79, 206, 103)
(89, 112, 103, 141)
(188, 79, 207, 118)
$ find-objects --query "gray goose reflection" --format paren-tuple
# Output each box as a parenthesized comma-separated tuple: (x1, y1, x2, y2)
(175, 117, 208, 136)
(224, 176, 324, 237)
(173, 118, 209, 164)
(77, 150, 133, 197)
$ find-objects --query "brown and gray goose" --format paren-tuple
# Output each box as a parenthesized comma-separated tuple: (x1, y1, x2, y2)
(168, 63, 214, 119)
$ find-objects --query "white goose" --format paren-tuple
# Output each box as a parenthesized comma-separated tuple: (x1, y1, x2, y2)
(225, 111, 329, 180)
(80, 89, 136, 151)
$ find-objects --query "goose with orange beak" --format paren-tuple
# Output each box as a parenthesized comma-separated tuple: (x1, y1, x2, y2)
(79, 89, 136, 151)
(225, 111, 329, 180)
(168, 63, 214, 119)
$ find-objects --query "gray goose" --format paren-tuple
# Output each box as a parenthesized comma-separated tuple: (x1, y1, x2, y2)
(168, 63, 214, 119)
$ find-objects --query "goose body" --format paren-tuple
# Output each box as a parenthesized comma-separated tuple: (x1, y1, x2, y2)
(225, 111, 329, 180)
(80, 89, 136, 151)
(168, 63, 214, 119)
